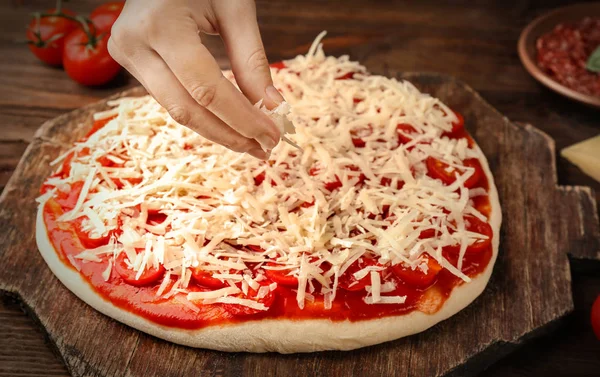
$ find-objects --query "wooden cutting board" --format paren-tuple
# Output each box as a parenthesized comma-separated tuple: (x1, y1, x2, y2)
(0, 73, 598, 377)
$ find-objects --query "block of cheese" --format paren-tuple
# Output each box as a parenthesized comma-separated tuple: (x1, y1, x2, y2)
(561, 135, 600, 182)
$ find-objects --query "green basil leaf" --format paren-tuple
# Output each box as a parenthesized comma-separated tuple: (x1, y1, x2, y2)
(586, 46, 600, 73)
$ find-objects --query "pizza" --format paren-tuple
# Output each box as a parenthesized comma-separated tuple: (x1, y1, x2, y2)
(35, 33, 501, 353)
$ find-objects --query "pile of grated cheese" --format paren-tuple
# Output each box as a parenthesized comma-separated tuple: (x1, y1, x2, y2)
(39, 32, 491, 311)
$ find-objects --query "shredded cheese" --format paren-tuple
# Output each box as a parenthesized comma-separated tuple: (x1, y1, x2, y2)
(39, 32, 492, 311)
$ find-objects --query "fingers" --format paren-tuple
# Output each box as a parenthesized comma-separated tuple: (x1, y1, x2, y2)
(149, 22, 280, 152)
(107, 42, 269, 160)
(215, 0, 284, 109)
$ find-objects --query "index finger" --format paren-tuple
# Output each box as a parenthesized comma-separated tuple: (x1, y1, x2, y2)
(216, 1, 284, 109)
(150, 22, 280, 151)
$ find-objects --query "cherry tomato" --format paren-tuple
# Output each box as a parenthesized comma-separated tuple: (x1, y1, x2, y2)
(309, 164, 343, 191)
(592, 295, 600, 340)
(426, 157, 454, 185)
(89, 1, 125, 33)
(443, 111, 465, 137)
(308, 165, 321, 176)
(350, 125, 373, 148)
(301, 200, 315, 208)
(380, 176, 405, 190)
(419, 228, 437, 239)
(40, 182, 55, 195)
(86, 116, 116, 139)
(391, 255, 442, 289)
(338, 257, 380, 291)
(264, 262, 299, 287)
(336, 72, 355, 80)
(113, 177, 143, 189)
(443, 215, 493, 255)
(270, 61, 286, 70)
(26, 9, 78, 66)
(462, 158, 483, 188)
(253, 171, 277, 186)
(63, 29, 121, 86)
(463, 216, 493, 253)
(222, 279, 276, 316)
(96, 155, 122, 168)
(191, 267, 227, 289)
(147, 211, 168, 225)
(347, 165, 366, 185)
(57, 151, 75, 178)
(73, 217, 112, 248)
(245, 244, 265, 253)
(115, 252, 165, 286)
(325, 177, 342, 191)
(351, 138, 366, 148)
(397, 123, 417, 144)
(54, 181, 84, 211)
(426, 157, 483, 188)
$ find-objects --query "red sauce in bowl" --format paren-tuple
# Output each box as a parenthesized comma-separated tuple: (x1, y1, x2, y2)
(536, 17, 600, 97)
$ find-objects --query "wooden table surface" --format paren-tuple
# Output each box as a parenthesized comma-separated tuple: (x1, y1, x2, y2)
(1, 0, 599, 376)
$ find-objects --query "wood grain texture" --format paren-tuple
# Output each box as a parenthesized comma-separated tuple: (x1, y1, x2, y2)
(1, 0, 600, 376)
(0, 74, 598, 377)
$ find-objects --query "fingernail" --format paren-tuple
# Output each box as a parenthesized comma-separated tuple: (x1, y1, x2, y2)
(266, 85, 285, 105)
(248, 147, 270, 160)
(258, 134, 278, 151)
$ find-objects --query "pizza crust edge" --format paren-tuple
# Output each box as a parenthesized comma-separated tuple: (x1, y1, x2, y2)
(35, 143, 501, 354)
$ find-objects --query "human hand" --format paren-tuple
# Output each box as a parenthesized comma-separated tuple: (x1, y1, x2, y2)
(108, 0, 283, 159)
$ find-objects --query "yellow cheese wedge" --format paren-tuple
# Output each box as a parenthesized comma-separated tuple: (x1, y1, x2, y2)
(561, 135, 600, 182)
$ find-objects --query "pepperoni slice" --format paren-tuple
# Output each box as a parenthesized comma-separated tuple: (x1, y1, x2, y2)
(115, 252, 165, 287)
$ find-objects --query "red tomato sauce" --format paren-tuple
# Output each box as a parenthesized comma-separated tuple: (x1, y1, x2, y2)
(41, 106, 494, 329)
(536, 17, 600, 97)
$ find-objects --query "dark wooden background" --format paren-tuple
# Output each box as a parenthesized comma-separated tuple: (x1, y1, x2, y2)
(0, 0, 599, 376)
